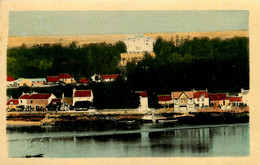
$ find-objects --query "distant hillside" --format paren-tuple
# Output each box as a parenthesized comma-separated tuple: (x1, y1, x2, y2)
(8, 30, 248, 47)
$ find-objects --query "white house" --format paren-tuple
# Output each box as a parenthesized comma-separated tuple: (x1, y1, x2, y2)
(194, 90, 210, 107)
(124, 34, 155, 53)
(238, 88, 249, 106)
(171, 91, 196, 112)
(136, 91, 149, 111)
(72, 89, 93, 106)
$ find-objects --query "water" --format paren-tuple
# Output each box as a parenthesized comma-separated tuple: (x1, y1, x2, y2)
(7, 123, 249, 158)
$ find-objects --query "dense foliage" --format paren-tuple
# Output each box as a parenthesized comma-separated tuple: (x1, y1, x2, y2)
(7, 36, 249, 108)
(127, 36, 249, 94)
(7, 41, 126, 80)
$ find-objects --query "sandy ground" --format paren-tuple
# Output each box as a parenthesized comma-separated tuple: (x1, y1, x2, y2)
(8, 30, 248, 47)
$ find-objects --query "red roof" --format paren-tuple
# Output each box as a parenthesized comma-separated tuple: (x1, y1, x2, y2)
(19, 94, 31, 99)
(136, 91, 147, 97)
(50, 98, 61, 105)
(100, 74, 121, 80)
(79, 78, 88, 83)
(30, 94, 52, 99)
(59, 74, 73, 79)
(74, 90, 92, 97)
(6, 99, 19, 105)
(209, 94, 227, 101)
(19, 94, 52, 99)
(194, 91, 209, 98)
(47, 76, 59, 82)
(7, 76, 15, 82)
(158, 95, 172, 101)
(227, 97, 242, 102)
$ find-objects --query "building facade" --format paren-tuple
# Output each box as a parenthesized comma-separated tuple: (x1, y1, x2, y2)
(124, 34, 155, 53)
(194, 91, 210, 107)
(72, 89, 93, 106)
(171, 91, 196, 112)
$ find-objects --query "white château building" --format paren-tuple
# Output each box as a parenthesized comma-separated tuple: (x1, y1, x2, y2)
(124, 34, 155, 53)
(120, 34, 155, 66)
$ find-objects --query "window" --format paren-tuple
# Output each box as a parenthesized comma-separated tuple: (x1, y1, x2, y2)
(21, 100, 22, 103)
(202, 98, 204, 101)
(197, 98, 199, 102)
(31, 100, 33, 103)
(146, 43, 148, 45)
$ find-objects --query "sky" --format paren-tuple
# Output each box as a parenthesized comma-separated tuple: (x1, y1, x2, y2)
(9, 10, 248, 36)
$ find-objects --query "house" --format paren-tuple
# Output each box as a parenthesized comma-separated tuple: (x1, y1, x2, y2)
(238, 88, 249, 106)
(171, 91, 195, 112)
(100, 74, 121, 82)
(124, 34, 155, 53)
(7, 76, 15, 87)
(158, 95, 173, 108)
(78, 78, 89, 85)
(58, 74, 76, 84)
(46, 76, 60, 85)
(18, 92, 56, 111)
(194, 90, 210, 107)
(47, 98, 62, 111)
(6, 99, 19, 111)
(26, 93, 56, 111)
(136, 91, 149, 111)
(227, 97, 243, 107)
(209, 93, 231, 110)
(120, 34, 156, 66)
(13, 78, 47, 87)
(72, 89, 93, 106)
(90, 74, 102, 82)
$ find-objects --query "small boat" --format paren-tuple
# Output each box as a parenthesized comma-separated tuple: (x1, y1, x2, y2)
(157, 119, 178, 123)
(25, 153, 44, 158)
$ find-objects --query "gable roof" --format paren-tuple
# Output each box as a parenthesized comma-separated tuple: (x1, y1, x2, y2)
(100, 74, 121, 80)
(79, 78, 88, 83)
(14, 78, 25, 83)
(227, 97, 242, 102)
(194, 91, 209, 98)
(136, 91, 147, 98)
(158, 95, 172, 101)
(7, 76, 15, 82)
(59, 74, 73, 79)
(6, 99, 19, 105)
(172, 91, 194, 99)
(50, 98, 62, 105)
(27, 78, 46, 82)
(19, 93, 52, 99)
(47, 76, 59, 82)
(74, 90, 92, 97)
(19, 94, 31, 99)
(209, 94, 227, 101)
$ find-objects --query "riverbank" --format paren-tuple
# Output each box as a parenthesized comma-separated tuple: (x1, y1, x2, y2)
(6, 110, 249, 126)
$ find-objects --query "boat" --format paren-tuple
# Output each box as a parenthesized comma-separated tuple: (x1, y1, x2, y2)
(25, 153, 44, 158)
(157, 119, 178, 123)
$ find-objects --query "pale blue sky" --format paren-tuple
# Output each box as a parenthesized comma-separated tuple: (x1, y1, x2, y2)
(9, 10, 248, 36)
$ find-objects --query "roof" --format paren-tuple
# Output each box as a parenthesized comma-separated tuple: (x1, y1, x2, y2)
(19, 93, 52, 99)
(47, 76, 59, 82)
(79, 78, 88, 83)
(30, 94, 52, 99)
(136, 91, 147, 97)
(172, 91, 194, 99)
(74, 90, 92, 97)
(6, 99, 19, 105)
(158, 95, 172, 101)
(194, 91, 209, 98)
(14, 78, 25, 83)
(125, 34, 153, 41)
(209, 94, 227, 101)
(59, 74, 73, 79)
(7, 76, 15, 81)
(50, 98, 61, 105)
(227, 97, 242, 102)
(27, 78, 46, 82)
(100, 74, 121, 80)
(19, 94, 31, 99)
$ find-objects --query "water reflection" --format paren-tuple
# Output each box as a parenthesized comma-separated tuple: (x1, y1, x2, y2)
(7, 123, 249, 157)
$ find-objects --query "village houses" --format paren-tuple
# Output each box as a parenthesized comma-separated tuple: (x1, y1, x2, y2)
(158, 95, 173, 109)
(171, 91, 196, 112)
(46, 74, 76, 84)
(136, 91, 149, 111)
(13, 78, 47, 87)
(72, 89, 93, 106)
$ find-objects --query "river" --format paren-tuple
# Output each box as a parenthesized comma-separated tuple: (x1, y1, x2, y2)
(7, 123, 249, 158)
